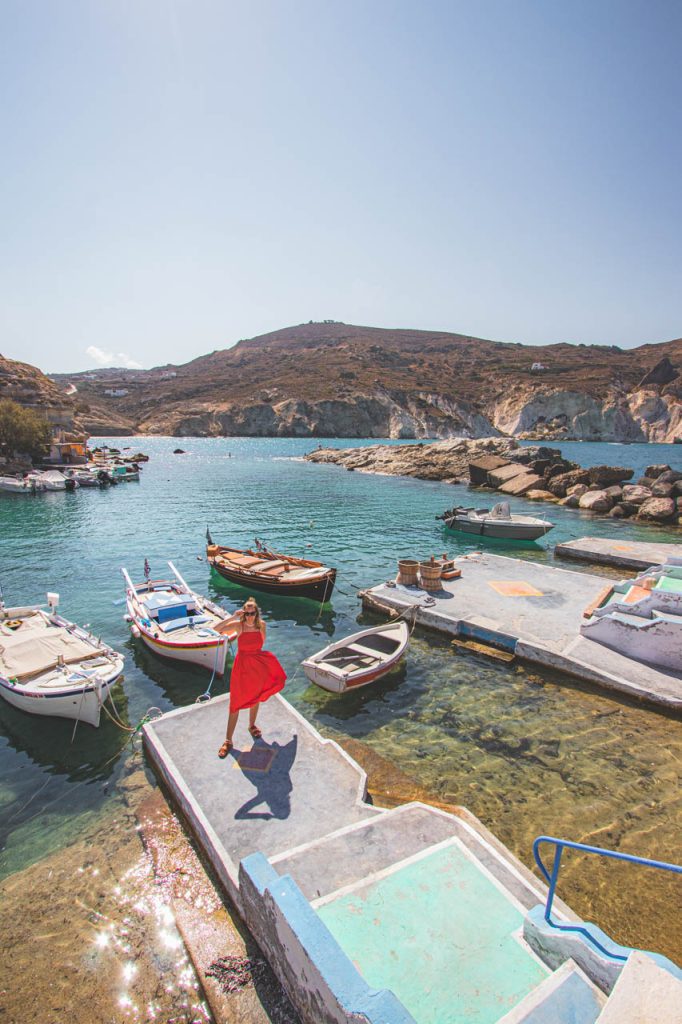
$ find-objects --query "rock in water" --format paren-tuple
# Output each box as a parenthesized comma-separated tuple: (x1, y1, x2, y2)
(637, 497, 676, 522)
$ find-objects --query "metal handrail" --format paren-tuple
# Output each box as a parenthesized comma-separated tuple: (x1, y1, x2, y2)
(533, 835, 682, 962)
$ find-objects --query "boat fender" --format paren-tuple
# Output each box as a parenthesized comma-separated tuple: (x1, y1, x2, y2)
(124, 614, 132, 622)
(131, 625, 141, 638)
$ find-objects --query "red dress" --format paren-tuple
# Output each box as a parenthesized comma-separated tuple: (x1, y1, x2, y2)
(229, 629, 286, 712)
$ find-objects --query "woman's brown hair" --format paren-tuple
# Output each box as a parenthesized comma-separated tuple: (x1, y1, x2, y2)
(243, 597, 261, 628)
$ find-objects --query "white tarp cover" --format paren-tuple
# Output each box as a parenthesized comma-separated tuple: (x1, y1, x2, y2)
(0, 628, 97, 680)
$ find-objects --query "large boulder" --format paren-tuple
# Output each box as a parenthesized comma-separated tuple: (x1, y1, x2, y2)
(468, 455, 510, 485)
(609, 504, 626, 518)
(587, 465, 634, 486)
(560, 494, 581, 507)
(656, 469, 682, 484)
(622, 484, 653, 505)
(567, 483, 589, 498)
(645, 464, 671, 478)
(637, 497, 676, 522)
(579, 489, 614, 513)
(652, 482, 674, 497)
(604, 485, 623, 498)
(525, 489, 559, 502)
(546, 469, 590, 497)
(637, 476, 656, 488)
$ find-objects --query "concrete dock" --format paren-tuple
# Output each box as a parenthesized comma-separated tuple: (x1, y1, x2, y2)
(143, 692, 682, 1023)
(362, 553, 682, 711)
(555, 536, 682, 572)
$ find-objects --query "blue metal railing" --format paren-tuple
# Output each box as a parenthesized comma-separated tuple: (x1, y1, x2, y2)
(533, 835, 682, 962)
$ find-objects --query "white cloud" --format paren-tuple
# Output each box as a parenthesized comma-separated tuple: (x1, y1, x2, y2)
(85, 345, 143, 370)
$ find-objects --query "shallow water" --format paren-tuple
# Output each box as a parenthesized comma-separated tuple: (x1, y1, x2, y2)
(0, 436, 680, 966)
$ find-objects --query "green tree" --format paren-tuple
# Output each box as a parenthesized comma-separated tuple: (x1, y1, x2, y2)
(0, 400, 51, 461)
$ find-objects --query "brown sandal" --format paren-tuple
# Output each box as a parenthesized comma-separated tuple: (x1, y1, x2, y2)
(218, 740, 233, 758)
(248, 725, 262, 739)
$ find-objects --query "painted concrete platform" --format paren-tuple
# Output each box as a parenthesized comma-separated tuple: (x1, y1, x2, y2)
(144, 693, 381, 906)
(315, 838, 551, 1024)
(555, 536, 682, 572)
(144, 693, 682, 1024)
(362, 553, 682, 711)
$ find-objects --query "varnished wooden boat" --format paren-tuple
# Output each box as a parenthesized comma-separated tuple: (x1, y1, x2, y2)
(301, 621, 409, 693)
(207, 541, 336, 602)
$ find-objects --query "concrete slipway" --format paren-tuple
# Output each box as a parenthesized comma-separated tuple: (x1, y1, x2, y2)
(555, 536, 682, 572)
(143, 693, 682, 1024)
(362, 552, 682, 712)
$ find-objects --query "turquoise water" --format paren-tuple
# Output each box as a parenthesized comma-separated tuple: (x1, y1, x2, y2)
(0, 436, 680, 960)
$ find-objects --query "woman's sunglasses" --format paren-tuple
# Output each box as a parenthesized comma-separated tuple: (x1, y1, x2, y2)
(244, 609, 256, 616)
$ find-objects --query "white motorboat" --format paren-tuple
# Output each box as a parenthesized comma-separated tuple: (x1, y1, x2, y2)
(0, 475, 46, 494)
(0, 593, 124, 727)
(27, 470, 77, 492)
(437, 502, 554, 542)
(122, 562, 238, 674)
(302, 620, 410, 693)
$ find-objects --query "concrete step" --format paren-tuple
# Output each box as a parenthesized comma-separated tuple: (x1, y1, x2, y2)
(495, 960, 605, 1024)
(269, 802, 461, 901)
(596, 951, 682, 1023)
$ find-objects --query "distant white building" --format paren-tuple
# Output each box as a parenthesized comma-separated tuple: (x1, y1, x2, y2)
(104, 388, 129, 397)
(531, 362, 547, 372)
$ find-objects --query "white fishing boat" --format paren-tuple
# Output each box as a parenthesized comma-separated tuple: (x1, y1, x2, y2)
(63, 468, 101, 487)
(302, 620, 410, 693)
(122, 562, 238, 674)
(437, 502, 554, 542)
(0, 475, 46, 494)
(0, 593, 124, 727)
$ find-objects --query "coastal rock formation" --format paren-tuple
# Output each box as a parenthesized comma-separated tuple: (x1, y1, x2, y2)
(305, 437, 518, 481)
(47, 321, 682, 441)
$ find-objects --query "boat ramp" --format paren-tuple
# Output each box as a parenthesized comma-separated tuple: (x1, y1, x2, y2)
(362, 552, 682, 712)
(144, 693, 682, 1024)
(555, 536, 682, 572)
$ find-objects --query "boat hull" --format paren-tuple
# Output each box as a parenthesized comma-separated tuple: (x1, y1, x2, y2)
(135, 626, 230, 674)
(210, 561, 336, 602)
(444, 518, 553, 541)
(0, 668, 122, 727)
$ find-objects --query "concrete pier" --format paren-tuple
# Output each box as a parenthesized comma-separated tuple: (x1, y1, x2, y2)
(555, 536, 682, 571)
(362, 553, 682, 711)
(143, 691, 682, 1023)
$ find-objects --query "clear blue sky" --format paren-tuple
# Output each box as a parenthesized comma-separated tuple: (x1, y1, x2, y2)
(1, 0, 680, 372)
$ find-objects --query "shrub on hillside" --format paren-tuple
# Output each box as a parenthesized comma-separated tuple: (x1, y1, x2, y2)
(0, 399, 51, 460)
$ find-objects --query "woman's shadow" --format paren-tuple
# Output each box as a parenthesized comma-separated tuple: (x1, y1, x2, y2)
(234, 735, 298, 820)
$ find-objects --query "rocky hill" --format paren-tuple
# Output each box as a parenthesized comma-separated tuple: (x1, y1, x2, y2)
(50, 322, 682, 441)
(0, 354, 85, 436)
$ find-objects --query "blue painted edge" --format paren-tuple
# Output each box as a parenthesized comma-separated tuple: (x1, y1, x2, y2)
(457, 621, 518, 652)
(241, 852, 417, 1024)
(527, 905, 682, 981)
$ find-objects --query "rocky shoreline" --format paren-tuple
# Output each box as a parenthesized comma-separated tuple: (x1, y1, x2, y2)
(305, 439, 682, 527)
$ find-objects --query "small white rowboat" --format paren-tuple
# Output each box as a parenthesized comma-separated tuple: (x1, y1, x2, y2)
(302, 620, 409, 694)
(0, 595, 124, 727)
(122, 562, 238, 675)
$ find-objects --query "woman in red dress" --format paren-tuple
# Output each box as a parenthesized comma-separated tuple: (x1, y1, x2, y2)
(218, 597, 286, 757)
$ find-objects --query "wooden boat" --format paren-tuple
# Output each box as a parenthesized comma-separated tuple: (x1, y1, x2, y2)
(301, 621, 409, 693)
(207, 538, 336, 602)
(437, 502, 554, 542)
(122, 562, 238, 674)
(0, 593, 124, 727)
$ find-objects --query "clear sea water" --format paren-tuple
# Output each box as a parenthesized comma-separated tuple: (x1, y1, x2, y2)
(0, 437, 680, 961)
